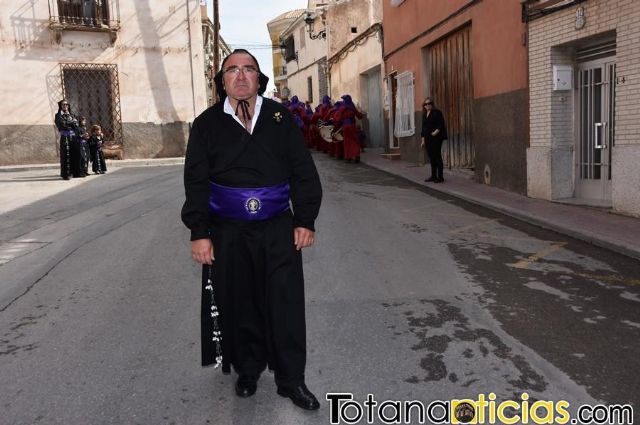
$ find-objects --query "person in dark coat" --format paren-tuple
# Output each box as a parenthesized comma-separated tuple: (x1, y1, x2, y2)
(181, 49, 323, 411)
(54, 99, 78, 180)
(74, 116, 90, 178)
(421, 97, 448, 182)
(88, 124, 107, 174)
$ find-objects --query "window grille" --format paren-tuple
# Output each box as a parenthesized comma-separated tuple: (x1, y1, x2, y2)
(394, 71, 415, 137)
(307, 77, 313, 103)
(60, 63, 123, 146)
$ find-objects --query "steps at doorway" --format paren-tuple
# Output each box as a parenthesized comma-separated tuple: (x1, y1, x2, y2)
(380, 153, 401, 160)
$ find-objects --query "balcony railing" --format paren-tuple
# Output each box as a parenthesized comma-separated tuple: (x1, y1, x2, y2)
(48, 0, 120, 43)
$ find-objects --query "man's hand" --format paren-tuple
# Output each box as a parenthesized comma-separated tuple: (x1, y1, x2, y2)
(191, 238, 214, 265)
(294, 227, 315, 251)
(421, 137, 425, 148)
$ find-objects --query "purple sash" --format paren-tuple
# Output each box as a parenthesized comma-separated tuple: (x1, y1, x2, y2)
(59, 130, 75, 137)
(208, 181, 290, 221)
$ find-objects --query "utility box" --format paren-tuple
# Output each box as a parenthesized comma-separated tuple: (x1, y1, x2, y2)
(553, 65, 573, 90)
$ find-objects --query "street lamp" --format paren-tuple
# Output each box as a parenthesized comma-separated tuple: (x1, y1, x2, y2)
(303, 12, 326, 40)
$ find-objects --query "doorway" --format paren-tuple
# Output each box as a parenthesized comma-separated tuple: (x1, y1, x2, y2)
(575, 59, 615, 205)
(365, 67, 384, 148)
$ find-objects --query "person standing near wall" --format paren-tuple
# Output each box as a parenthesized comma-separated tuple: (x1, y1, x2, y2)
(420, 97, 448, 183)
(54, 99, 78, 180)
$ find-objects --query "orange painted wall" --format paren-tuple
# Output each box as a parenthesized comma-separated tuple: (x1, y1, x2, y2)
(383, 0, 527, 102)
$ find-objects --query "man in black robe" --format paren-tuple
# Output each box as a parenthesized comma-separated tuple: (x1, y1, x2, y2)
(181, 50, 323, 411)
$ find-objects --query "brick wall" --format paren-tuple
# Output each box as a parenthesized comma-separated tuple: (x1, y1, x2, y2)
(527, 0, 640, 215)
(529, 0, 640, 149)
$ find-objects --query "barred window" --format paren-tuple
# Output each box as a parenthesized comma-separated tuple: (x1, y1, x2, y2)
(307, 77, 313, 103)
(61, 63, 123, 145)
(394, 71, 415, 137)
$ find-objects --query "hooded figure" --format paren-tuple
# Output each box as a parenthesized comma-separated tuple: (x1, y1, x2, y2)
(337, 94, 364, 162)
(182, 49, 323, 411)
(213, 49, 269, 104)
(212, 49, 270, 132)
(54, 99, 79, 180)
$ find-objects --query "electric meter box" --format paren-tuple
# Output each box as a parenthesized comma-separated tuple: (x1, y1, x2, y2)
(553, 65, 573, 91)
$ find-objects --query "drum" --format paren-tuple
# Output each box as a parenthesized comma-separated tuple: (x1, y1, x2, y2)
(319, 125, 334, 143)
(332, 127, 344, 141)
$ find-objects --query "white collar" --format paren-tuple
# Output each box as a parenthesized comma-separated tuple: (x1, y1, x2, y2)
(223, 96, 263, 134)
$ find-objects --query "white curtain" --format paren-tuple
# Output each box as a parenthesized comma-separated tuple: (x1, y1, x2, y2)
(394, 71, 415, 138)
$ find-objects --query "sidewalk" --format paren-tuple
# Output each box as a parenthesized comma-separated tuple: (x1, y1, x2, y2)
(359, 149, 640, 261)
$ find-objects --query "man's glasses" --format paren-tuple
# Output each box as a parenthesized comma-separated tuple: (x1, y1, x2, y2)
(223, 66, 258, 76)
(424, 102, 433, 106)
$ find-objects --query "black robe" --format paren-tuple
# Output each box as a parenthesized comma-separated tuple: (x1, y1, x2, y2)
(54, 111, 79, 179)
(181, 97, 322, 377)
(89, 135, 107, 173)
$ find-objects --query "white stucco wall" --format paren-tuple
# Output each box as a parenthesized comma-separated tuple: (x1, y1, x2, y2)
(0, 0, 207, 126)
(326, 0, 382, 106)
(329, 34, 382, 106)
(282, 18, 327, 103)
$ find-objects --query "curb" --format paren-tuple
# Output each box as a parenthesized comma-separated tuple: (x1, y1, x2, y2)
(0, 157, 185, 172)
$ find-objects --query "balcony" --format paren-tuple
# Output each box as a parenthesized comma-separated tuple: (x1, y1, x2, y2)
(48, 0, 121, 44)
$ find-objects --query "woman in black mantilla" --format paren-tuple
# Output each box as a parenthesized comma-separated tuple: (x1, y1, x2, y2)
(421, 97, 448, 183)
(54, 99, 79, 180)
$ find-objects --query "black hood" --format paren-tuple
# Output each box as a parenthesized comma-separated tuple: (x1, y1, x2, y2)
(57, 99, 72, 114)
(213, 49, 269, 103)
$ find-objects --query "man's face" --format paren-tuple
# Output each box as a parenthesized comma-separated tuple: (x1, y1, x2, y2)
(222, 53, 260, 101)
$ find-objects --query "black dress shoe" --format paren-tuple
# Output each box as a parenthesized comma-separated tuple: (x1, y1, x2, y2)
(235, 375, 257, 398)
(435, 177, 444, 183)
(277, 384, 320, 410)
(424, 177, 436, 182)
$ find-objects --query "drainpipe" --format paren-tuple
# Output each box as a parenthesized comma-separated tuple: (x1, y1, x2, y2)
(213, 0, 220, 77)
(186, 0, 197, 118)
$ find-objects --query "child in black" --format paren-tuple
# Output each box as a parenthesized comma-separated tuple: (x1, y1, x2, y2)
(89, 125, 107, 174)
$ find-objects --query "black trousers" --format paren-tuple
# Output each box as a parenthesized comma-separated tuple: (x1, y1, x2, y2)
(426, 139, 444, 179)
(201, 211, 306, 387)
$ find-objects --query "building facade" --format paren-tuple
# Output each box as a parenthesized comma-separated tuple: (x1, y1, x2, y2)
(1, 0, 208, 165)
(525, 0, 640, 216)
(383, 0, 528, 193)
(326, 0, 385, 148)
(267, 9, 305, 100)
(278, 7, 329, 105)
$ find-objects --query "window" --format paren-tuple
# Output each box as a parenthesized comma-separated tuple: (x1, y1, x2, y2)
(394, 71, 415, 137)
(283, 37, 296, 62)
(60, 63, 123, 145)
(307, 77, 313, 103)
(55, 0, 110, 27)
